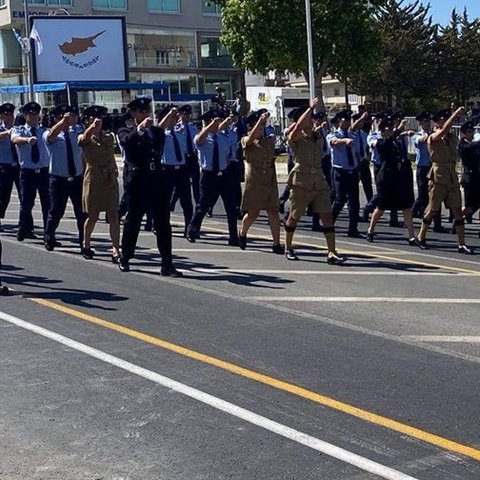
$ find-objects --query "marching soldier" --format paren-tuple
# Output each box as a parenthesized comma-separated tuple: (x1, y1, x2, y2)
(285, 99, 345, 264)
(417, 107, 473, 254)
(43, 105, 86, 251)
(119, 97, 182, 276)
(186, 109, 239, 246)
(351, 112, 373, 204)
(11, 101, 50, 242)
(0, 103, 21, 232)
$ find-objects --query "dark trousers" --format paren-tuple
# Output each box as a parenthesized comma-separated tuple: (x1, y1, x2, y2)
(164, 166, 193, 233)
(411, 165, 430, 216)
(45, 175, 85, 246)
(0, 164, 21, 219)
(226, 161, 243, 212)
(19, 168, 50, 236)
(359, 158, 373, 202)
(331, 167, 360, 233)
(121, 172, 173, 268)
(171, 158, 201, 208)
(188, 170, 239, 242)
(118, 164, 129, 218)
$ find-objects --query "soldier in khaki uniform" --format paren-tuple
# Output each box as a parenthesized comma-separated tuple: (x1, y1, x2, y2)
(284, 98, 346, 264)
(238, 110, 283, 253)
(417, 107, 473, 254)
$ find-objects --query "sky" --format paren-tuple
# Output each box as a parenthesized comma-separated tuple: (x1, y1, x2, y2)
(420, 0, 480, 25)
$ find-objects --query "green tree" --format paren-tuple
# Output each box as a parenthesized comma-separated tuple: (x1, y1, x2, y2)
(211, 0, 385, 107)
(433, 9, 480, 104)
(349, 0, 437, 109)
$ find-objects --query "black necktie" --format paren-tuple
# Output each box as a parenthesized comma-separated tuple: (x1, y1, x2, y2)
(30, 126, 40, 164)
(345, 134, 355, 167)
(358, 132, 365, 158)
(9, 137, 19, 164)
(65, 131, 76, 177)
(171, 131, 183, 163)
(185, 124, 194, 156)
(212, 134, 219, 173)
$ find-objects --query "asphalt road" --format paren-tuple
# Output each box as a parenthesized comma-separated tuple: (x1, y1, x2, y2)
(0, 180, 480, 480)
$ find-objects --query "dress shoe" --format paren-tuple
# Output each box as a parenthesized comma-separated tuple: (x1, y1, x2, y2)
(417, 238, 429, 250)
(285, 249, 298, 261)
(238, 234, 247, 250)
(185, 229, 196, 243)
(25, 231, 37, 239)
(160, 266, 184, 277)
(272, 244, 285, 254)
(206, 209, 213, 218)
(44, 242, 55, 252)
(16, 232, 25, 242)
(366, 232, 374, 243)
(458, 245, 474, 255)
(433, 226, 449, 234)
(228, 238, 240, 247)
(327, 251, 347, 265)
(0, 285, 11, 296)
(81, 247, 95, 259)
(347, 230, 364, 239)
(118, 257, 130, 272)
(408, 237, 418, 247)
(111, 253, 120, 264)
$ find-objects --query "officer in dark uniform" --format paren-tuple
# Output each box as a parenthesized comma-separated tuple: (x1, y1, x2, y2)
(158, 105, 193, 236)
(116, 112, 135, 220)
(351, 112, 373, 203)
(328, 109, 362, 237)
(119, 97, 182, 277)
(186, 109, 239, 246)
(0, 103, 21, 232)
(11, 101, 50, 242)
(43, 104, 86, 251)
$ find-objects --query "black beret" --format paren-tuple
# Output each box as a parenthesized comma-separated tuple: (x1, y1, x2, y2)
(312, 111, 325, 121)
(82, 105, 108, 119)
(415, 111, 432, 122)
(432, 109, 452, 122)
(0, 103, 15, 114)
(332, 109, 352, 123)
(293, 105, 309, 122)
(391, 110, 406, 121)
(200, 109, 222, 121)
(156, 105, 177, 121)
(246, 111, 261, 126)
(50, 104, 78, 117)
(127, 97, 152, 111)
(21, 101, 41, 114)
(461, 121, 475, 133)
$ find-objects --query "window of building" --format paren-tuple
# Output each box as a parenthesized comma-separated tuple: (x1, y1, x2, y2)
(0, 0, 5, 6)
(147, 0, 181, 13)
(202, 0, 220, 14)
(27, 0, 73, 5)
(92, 0, 127, 9)
(156, 50, 170, 65)
(333, 87, 341, 97)
(199, 36, 233, 68)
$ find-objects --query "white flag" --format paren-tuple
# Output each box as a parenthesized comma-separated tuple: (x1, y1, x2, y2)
(29, 23, 43, 55)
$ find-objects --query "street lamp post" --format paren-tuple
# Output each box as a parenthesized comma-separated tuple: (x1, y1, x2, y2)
(305, 0, 316, 102)
(23, 0, 34, 101)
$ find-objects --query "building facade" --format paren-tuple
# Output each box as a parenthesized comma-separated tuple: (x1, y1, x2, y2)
(0, 0, 243, 105)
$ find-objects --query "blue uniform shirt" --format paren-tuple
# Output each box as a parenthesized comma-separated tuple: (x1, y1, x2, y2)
(328, 128, 359, 170)
(367, 131, 382, 166)
(162, 129, 186, 166)
(195, 132, 231, 172)
(45, 127, 84, 177)
(0, 124, 17, 165)
(222, 128, 238, 162)
(412, 129, 431, 167)
(11, 124, 49, 169)
(174, 121, 198, 157)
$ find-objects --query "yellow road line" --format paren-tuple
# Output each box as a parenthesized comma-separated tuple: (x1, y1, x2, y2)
(194, 222, 480, 276)
(29, 296, 480, 462)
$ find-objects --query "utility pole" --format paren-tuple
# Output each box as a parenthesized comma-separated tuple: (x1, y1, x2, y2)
(305, 0, 316, 102)
(23, 0, 34, 101)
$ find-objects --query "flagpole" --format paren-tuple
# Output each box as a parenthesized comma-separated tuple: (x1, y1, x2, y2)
(305, 0, 316, 102)
(23, 0, 33, 101)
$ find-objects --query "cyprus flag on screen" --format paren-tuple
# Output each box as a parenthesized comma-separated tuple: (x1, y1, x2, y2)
(31, 17, 127, 83)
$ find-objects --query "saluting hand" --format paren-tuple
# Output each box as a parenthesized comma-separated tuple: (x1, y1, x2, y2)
(310, 97, 319, 109)
(259, 113, 269, 124)
(92, 118, 102, 130)
(138, 117, 153, 131)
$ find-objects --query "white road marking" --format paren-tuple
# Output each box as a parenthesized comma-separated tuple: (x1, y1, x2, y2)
(403, 336, 480, 343)
(0, 311, 420, 480)
(191, 268, 473, 276)
(251, 297, 480, 304)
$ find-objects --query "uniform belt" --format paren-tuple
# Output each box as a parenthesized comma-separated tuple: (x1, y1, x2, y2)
(333, 166, 358, 174)
(161, 164, 185, 171)
(23, 167, 48, 174)
(202, 169, 224, 176)
(51, 174, 81, 181)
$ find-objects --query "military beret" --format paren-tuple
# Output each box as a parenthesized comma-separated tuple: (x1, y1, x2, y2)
(415, 111, 432, 122)
(178, 104, 192, 114)
(432, 109, 452, 122)
(82, 105, 108, 119)
(127, 97, 152, 111)
(0, 103, 15, 114)
(312, 111, 326, 121)
(293, 105, 310, 122)
(50, 104, 79, 117)
(200, 109, 222, 122)
(21, 101, 41, 114)
(156, 105, 178, 120)
(461, 121, 475, 133)
(378, 117, 394, 131)
(246, 111, 261, 126)
(390, 110, 406, 121)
